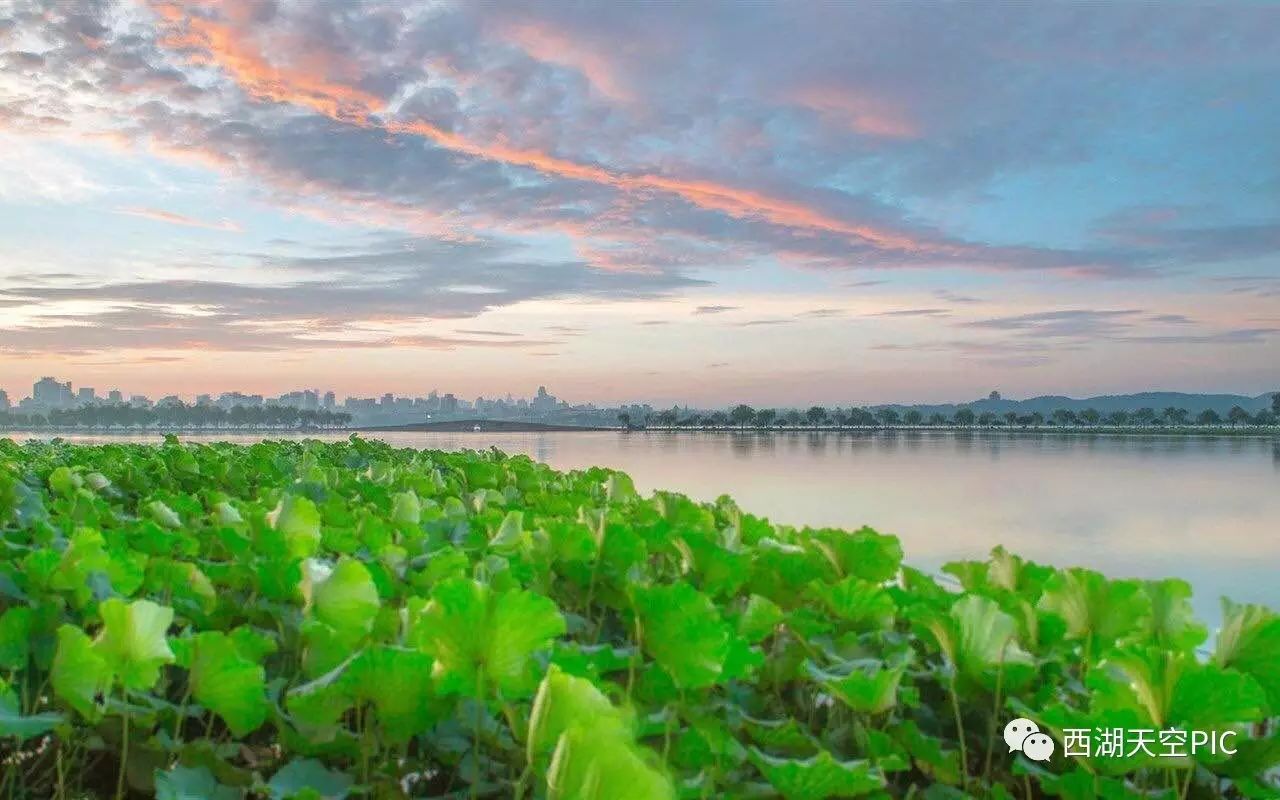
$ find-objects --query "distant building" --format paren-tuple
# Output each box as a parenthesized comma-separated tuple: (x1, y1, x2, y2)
(107, 389, 123, 403)
(322, 391, 335, 409)
(77, 387, 96, 405)
(0, 390, 9, 412)
(157, 395, 183, 407)
(196, 394, 212, 406)
(441, 393, 459, 414)
(216, 392, 264, 409)
(130, 395, 152, 408)
(532, 385, 558, 413)
(988, 391, 1002, 401)
(33, 376, 73, 409)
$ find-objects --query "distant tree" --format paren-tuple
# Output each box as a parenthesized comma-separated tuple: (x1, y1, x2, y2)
(756, 408, 777, 428)
(849, 407, 876, 426)
(1003, 411, 1019, 427)
(977, 411, 996, 427)
(1162, 407, 1189, 426)
(903, 409, 923, 426)
(709, 411, 729, 427)
(1197, 409, 1221, 425)
(988, 390, 1001, 401)
(1106, 410, 1130, 426)
(1228, 406, 1253, 427)
(1132, 407, 1157, 426)
(876, 408, 900, 426)
(953, 408, 976, 427)
(617, 412, 631, 429)
(1273, 392, 1280, 414)
(783, 409, 804, 426)
(805, 406, 828, 426)
(730, 404, 756, 428)
(1081, 408, 1102, 425)
(1029, 412, 1045, 427)
(1254, 409, 1277, 426)
(927, 412, 947, 426)
(1051, 409, 1077, 426)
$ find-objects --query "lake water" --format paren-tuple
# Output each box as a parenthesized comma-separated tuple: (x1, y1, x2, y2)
(8, 429, 1278, 623)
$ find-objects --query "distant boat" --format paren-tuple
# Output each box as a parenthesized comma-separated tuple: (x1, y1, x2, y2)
(473, 424, 481, 432)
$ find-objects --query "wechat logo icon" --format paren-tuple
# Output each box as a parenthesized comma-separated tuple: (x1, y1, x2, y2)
(1004, 718, 1055, 762)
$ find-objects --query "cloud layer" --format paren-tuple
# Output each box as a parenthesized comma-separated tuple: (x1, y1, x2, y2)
(0, 0, 1277, 398)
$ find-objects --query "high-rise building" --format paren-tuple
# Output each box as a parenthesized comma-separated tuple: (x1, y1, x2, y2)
(0, 390, 10, 412)
(532, 385, 558, 413)
(108, 389, 123, 403)
(77, 387, 96, 405)
(322, 391, 335, 409)
(33, 377, 73, 409)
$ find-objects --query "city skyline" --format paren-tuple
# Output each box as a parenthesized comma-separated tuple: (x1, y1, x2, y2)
(2, 2, 1279, 403)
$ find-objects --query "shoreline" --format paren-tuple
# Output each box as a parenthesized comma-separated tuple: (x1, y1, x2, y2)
(3, 422, 1277, 438)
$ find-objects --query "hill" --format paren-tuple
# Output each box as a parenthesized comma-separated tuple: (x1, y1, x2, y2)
(875, 391, 1274, 416)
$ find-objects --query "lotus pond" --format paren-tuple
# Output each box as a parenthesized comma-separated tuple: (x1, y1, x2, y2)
(0, 437, 1276, 799)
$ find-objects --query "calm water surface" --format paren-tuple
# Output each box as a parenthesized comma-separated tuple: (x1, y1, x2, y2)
(10, 430, 1278, 622)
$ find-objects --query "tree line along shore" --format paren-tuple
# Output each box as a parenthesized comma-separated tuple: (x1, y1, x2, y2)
(624, 398, 1280, 432)
(2, 398, 1278, 435)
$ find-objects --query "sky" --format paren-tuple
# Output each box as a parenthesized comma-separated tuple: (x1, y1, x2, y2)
(1, 0, 1278, 407)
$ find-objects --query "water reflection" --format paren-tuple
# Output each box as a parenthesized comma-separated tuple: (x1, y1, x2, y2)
(6, 429, 1276, 621)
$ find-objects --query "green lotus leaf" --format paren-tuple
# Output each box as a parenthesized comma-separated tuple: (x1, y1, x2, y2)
(214, 501, 244, 526)
(146, 500, 183, 529)
(390, 490, 421, 526)
(345, 646, 436, 743)
(929, 594, 1033, 689)
(548, 724, 674, 800)
(605, 472, 637, 503)
(1038, 568, 1150, 655)
(409, 577, 565, 697)
(1215, 600, 1280, 710)
(738, 594, 784, 643)
(174, 630, 268, 737)
(0, 606, 33, 670)
(51, 624, 111, 719)
(808, 576, 896, 629)
(0, 685, 64, 741)
(528, 665, 627, 760)
(1142, 578, 1208, 650)
(633, 581, 731, 690)
(93, 597, 175, 691)
(154, 764, 242, 800)
(489, 509, 526, 551)
(808, 661, 906, 715)
(1170, 662, 1269, 729)
(269, 494, 322, 559)
(267, 758, 353, 800)
(48, 466, 83, 496)
(304, 558, 379, 637)
(749, 747, 884, 799)
(811, 526, 903, 584)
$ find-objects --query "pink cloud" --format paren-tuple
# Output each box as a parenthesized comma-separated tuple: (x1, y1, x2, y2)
(497, 19, 635, 103)
(115, 206, 243, 232)
(792, 86, 918, 139)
